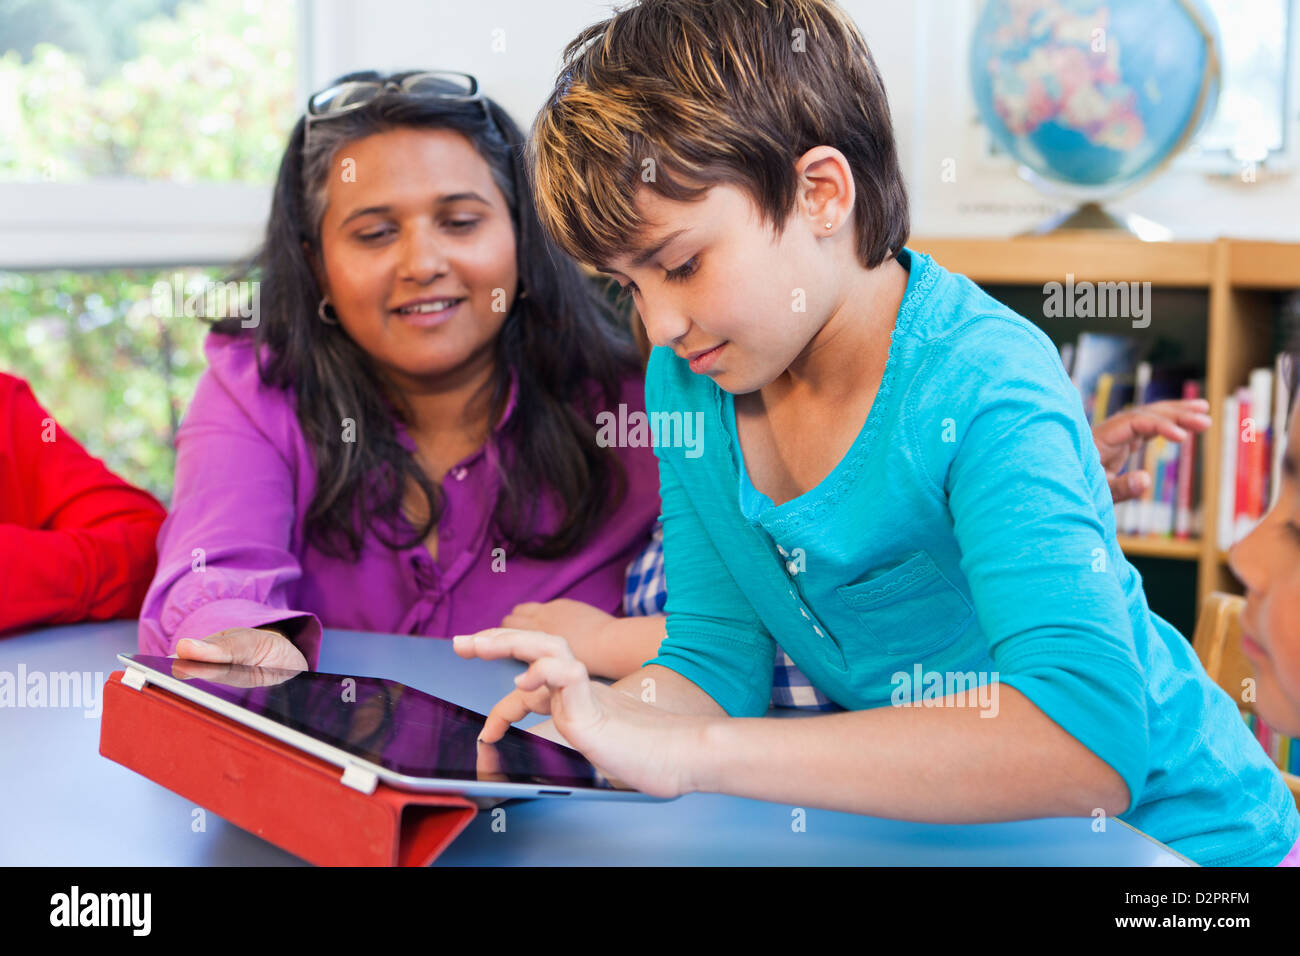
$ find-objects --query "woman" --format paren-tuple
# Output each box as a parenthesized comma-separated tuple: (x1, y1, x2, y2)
(139, 71, 658, 670)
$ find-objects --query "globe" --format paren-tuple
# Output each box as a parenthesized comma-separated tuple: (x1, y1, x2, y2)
(970, 0, 1221, 198)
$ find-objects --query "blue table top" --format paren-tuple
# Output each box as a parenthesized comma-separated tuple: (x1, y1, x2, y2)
(0, 620, 1191, 866)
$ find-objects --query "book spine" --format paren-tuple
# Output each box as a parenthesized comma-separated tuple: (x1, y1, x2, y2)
(1141, 436, 1163, 535)
(1120, 362, 1153, 535)
(1249, 367, 1273, 526)
(1234, 390, 1255, 544)
(1271, 353, 1291, 511)
(1175, 381, 1199, 539)
(1164, 446, 1179, 535)
(1217, 394, 1239, 550)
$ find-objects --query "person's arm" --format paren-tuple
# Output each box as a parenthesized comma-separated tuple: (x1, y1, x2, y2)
(586, 615, 669, 678)
(0, 376, 166, 632)
(137, 344, 321, 667)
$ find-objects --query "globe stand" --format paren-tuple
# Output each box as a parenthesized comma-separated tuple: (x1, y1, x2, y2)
(1019, 202, 1172, 242)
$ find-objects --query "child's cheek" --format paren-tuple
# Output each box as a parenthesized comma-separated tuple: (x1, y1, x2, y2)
(1264, 582, 1300, 736)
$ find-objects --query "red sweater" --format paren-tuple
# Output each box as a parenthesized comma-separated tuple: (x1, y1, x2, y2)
(0, 372, 166, 633)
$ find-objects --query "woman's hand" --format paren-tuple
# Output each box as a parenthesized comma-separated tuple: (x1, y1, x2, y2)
(174, 626, 309, 673)
(452, 627, 710, 799)
(1093, 398, 1211, 502)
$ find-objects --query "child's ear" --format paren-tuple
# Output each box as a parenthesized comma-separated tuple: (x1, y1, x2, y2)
(795, 146, 855, 234)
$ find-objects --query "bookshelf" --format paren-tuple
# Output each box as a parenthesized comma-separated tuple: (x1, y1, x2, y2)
(912, 235, 1299, 619)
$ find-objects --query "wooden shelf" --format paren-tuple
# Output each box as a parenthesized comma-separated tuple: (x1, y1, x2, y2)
(911, 236, 1215, 286)
(1116, 536, 1202, 560)
(1224, 239, 1300, 288)
(911, 235, 1296, 613)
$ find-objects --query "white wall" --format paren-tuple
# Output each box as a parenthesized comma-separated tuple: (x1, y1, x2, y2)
(903, 0, 1300, 241)
(7, 0, 1299, 270)
(308, 0, 1300, 242)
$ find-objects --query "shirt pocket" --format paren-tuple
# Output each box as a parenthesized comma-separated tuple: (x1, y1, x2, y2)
(834, 550, 974, 657)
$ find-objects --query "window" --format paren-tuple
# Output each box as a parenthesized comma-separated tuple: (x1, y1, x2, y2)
(0, 0, 303, 269)
(0, 266, 222, 502)
(0, 0, 301, 496)
(1193, 0, 1293, 164)
(0, 0, 298, 184)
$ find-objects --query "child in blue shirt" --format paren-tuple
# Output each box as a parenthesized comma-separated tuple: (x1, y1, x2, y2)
(455, 0, 1300, 865)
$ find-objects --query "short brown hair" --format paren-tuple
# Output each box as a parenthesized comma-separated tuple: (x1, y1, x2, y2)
(527, 0, 909, 273)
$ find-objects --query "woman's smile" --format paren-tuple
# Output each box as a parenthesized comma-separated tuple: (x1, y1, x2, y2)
(390, 295, 467, 329)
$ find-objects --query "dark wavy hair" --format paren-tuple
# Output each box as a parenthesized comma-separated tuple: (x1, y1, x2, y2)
(212, 71, 639, 561)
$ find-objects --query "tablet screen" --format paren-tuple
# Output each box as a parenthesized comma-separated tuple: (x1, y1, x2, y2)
(124, 654, 619, 791)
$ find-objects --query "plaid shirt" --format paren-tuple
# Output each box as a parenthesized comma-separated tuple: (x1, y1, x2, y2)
(624, 524, 841, 711)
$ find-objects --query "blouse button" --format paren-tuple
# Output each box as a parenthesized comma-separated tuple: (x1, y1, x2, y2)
(450, 466, 468, 481)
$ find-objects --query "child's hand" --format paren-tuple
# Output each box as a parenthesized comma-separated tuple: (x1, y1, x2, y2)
(1093, 398, 1211, 502)
(452, 627, 709, 799)
(501, 599, 616, 661)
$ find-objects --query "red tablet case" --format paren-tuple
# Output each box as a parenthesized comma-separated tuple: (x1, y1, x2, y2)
(98, 669, 477, 866)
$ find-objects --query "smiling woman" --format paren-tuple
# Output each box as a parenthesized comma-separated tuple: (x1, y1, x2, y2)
(137, 71, 660, 670)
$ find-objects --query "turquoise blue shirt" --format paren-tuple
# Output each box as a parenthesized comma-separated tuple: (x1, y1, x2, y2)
(645, 247, 1300, 866)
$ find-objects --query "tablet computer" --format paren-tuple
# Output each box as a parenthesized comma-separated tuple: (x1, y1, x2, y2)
(117, 653, 662, 802)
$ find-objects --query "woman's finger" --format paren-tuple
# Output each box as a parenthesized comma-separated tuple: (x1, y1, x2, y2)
(175, 629, 305, 672)
(175, 634, 236, 663)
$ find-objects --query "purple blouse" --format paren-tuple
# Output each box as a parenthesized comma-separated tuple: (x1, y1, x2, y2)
(139, 334, 659, 669)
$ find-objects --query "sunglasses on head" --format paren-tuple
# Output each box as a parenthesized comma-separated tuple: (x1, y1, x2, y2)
(303, 71, 502, 150)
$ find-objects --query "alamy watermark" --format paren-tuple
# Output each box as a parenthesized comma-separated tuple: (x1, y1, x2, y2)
(595, 403, 704, 458)
(890, 665, 1000, 718)
(152, 273, 259, 327)
(0, 666, 105, 718)
(1042, 273, 1150, 329)
(50, 886, 150, 935)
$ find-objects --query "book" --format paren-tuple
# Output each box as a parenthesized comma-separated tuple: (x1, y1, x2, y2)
(1175, 381, 1200, 539)
(1059, 341, 1075, 378)
(1070, 333, 1144, 423)
(1234, 389, 1255, 544)
(1218, 392, 1239, 550)
(1248, 367, 1273, 528)
(1140, 436, 1164, 535)
(1092, 373, 1115, 429)
(1117, 362, 1153, 535)
(1270, 352, 1294, 510)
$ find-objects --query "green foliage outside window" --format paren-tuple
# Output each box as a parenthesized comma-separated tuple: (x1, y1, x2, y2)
(0, 0, 297, 183)
(0, 268, 215, 503)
